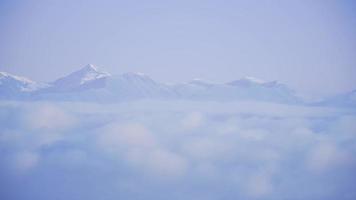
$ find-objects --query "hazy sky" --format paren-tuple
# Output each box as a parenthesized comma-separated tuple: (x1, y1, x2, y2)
(0, 0, 355, 97)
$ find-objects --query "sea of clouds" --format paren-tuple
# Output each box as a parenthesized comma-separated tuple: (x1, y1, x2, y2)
(0, 100, 355, 200)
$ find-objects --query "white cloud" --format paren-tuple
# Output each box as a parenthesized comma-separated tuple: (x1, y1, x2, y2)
(48, 149, 88, 169)
(142, 149, 188, 178)
(98, 122, 188, 178)
(1, 100, 356, 199)
(245, 172, 274, 198)
(24, 103, 76, 130)
(238, 129, 268, 141)
(181, 111, 204, 129)
(181, 137, 231, 161)
(98, 123, 156, 153)
(12, 151, 40, 172)
(306, 141, 352, 173)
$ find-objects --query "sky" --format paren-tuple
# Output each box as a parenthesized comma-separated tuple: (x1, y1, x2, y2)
(0, 0, 355, 97)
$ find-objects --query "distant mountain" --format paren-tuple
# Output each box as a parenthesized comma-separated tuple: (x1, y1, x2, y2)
(103, 72, 176, 100)
(227, 76, 267, 87)
(225, 77, 299, 103)
(44, 64, 111, 93)
(316, 90, 356, 108)
(0, 72, 47, 99)
(0, 64, 308, 104)
(172, 77, 299, 103)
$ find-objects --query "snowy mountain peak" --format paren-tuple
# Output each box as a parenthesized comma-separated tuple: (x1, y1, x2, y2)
(53, 64, 110, 85)
(188, 78, 214, 87)
(85, 63, 96, 69)
(0, 71, 43, 95)
(242, 76, 266, 84)
(190, 78, 209, 82)
(0, 71, 35, 85)
(80, 64, 100, 73)
(227, 76, 267, 86)
(47, 64, 111, 92)
(0, 66, 303, 103)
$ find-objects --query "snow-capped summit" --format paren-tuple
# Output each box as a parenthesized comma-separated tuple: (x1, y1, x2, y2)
(0, 72, 36, 87)
(48, 64, 111, 92)
(188, 79, 214, 88)
(54, 64, 110, 84)
(0, 71, 44, 99)
(0, 65, 307, 104)
(227, 76, 267, 87)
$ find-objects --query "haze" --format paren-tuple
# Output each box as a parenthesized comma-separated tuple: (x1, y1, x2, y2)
(0, 0, 356, 97)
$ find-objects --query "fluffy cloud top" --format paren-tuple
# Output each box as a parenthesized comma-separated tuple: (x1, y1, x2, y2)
(0, 100, 355, 200)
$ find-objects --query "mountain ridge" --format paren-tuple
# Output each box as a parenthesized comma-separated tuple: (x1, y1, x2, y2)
(0, 64, 353, 106)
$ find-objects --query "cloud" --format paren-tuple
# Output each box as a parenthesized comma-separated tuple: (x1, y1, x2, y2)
(24, 103, 76, 130)
(133, 149, 188, 178)
(306, 141, 352, 173)
(0, 100, 356, 199)
(245, 172, 274, 198)
(98, 122, 188, 178)
(12, 151, 40, 172)
(98, 123, 156, 153)
(181, 111, 204, 129)
(181, 137, 231, 161)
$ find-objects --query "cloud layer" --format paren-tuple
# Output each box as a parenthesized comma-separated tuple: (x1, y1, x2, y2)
(0, 100, 355, 200)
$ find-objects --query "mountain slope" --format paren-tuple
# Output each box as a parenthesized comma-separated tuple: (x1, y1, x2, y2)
(316, 90, 356, 108)
(46, 64, 111, 92)
(0, 72, 45, 99)
(0, 65, 306, 103)
(33, 65, 176, 101)
(103, 72, 177, 100)
(172, 77, 300, 103)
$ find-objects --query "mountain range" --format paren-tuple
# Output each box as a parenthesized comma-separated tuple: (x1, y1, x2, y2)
(0, 64, 354, 106)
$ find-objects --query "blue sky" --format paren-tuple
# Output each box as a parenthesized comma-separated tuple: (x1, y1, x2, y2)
(0, 0, 355, 96)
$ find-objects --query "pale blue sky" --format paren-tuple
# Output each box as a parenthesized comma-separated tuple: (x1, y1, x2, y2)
(0, 0, 355, 96)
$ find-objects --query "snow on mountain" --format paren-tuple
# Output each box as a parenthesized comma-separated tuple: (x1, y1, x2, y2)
(224, 77, 299, 103)
(0, 66, 302, 103)
(171, 76, 299, 103)
(103, 72, 176, 100)
(172, 79, 218, 100)
(0, 65, 328, 104)
(47, 64, 111, 92)
(31, 67, 176, 101)
(316, 90, 356, 108)
(188, 79, 215, 88)
(227, 76, 289, 89)
(227, 76, 266, 86)
(0, 72, 47, 99)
